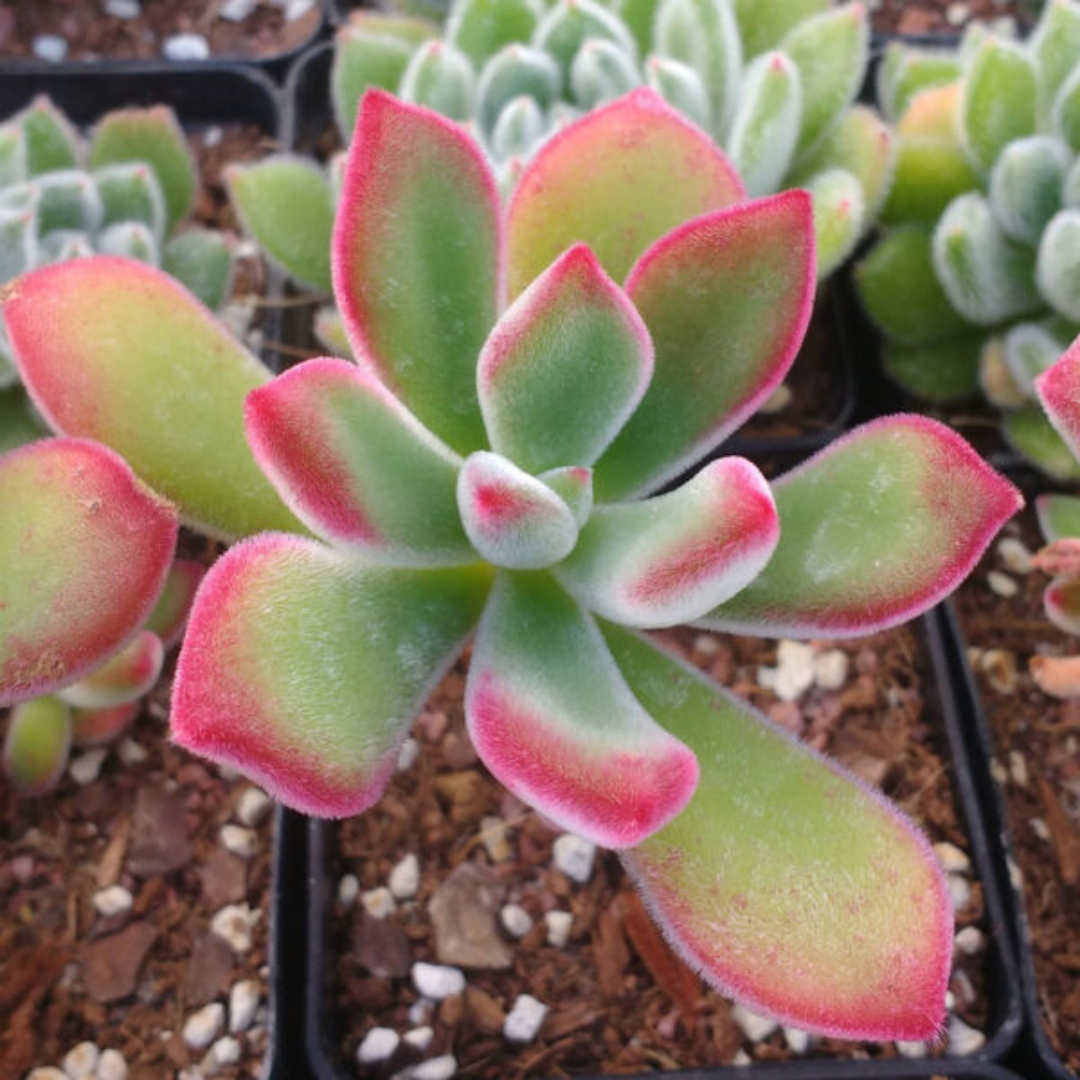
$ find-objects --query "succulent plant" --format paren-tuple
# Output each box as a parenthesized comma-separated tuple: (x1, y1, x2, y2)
(0, 96, 234, 439)
(856, 0, 1080, 480)
(2, 90, 1020, 1039)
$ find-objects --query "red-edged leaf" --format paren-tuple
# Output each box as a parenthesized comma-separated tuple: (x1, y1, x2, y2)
(1035, 334, 1080, 464)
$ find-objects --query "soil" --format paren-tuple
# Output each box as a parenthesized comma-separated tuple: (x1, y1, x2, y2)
(954, 503, 1080, 1074)
(869, 0, 1041, 36)
(325, 621, 995, 1078)
(0, 0, 320, 62)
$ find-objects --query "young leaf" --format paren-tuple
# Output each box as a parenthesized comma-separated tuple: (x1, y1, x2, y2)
(0, 437, 177, 706)
(1007, 402, 1080, 481)
(883, 334, 983, 403)
(571, 38, 642, 111)
(94, 162, 168, 243)
(227, 156, 334, 293)
(334, 90, 501, 455)
(1037, 492, 1080, 543)
(989, 135, 1070, 246)
(466, 572, 698, 847)
(507, 88, 744, 298)
(246, 358, 472, 565)
(532, 0, 639, 96)
(490, 94, 547, 160)
(700, 416, 1023, 637)
(603, 624, 951, 1041)
(1035, 334, 1080, 461)
(476, 44, 561, 134)
(1032, 0, 1080, 117)
(172, 534, 490, 817)
(1003, 319, 1072, 396)
(1037, 209, 1080, 322)
(3, 696, 71, 796)
(332, 26, 418, 141)
(595, 191, 814, 501)
(17, 96, 80, 175)
(1052, 63, 1080, 150)
(145, 559, 206, 650)
(448, 0, 541, 68)
(478, 244, 653, 474)
(644, 56, 712, 132)
(58, 630, 165, 711)
(806, 167, 865, 279)
(161, 229, 234, 312)
(3, 257, 302, 541)
(555, 457, 778, 627)
(883, 135, 980, 226)
(733, 0, 829, 59)
(400, 41, 477, 120)
(877, 44, 960, 122)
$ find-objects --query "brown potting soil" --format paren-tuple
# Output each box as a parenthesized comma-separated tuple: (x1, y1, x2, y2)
(328, 623, 994, 1077)
(0, 0, 320, 62)
(954, 503, 1080, 1074)
(869, 0, 1040, 35)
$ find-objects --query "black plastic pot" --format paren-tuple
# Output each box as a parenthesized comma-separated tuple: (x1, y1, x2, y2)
(941, 593, 1079, 1080)
(299, 610, 1021, 1079)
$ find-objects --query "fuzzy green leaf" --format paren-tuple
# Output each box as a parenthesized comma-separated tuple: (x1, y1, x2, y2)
(1006, 402, 1080, 481)
(476, 44, 561, 133)
(400, 41, 477, 119)
(1037, 491, 1080, 542)
(532, 0, 639, 95)
(17, 96, 79, 175)
(448, 0, 541, 67)
(161, 229, 233, 312)
(3, 696, 71, 796)
(733, 0, 829, 59)
(644, 56, 711, 131)
(332, 28, 417, 142)
(883, 334, 983, 403)
(807, 167, 865, 279)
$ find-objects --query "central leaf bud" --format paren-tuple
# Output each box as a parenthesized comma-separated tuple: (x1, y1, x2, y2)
(457, 451, 589, 570)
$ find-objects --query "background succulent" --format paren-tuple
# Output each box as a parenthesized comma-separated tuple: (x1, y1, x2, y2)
(856, 0, 1080, 480)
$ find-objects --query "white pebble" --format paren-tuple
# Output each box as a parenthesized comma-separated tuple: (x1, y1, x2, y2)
(389, 853, 420, 900)
(236, 787, 272, 827)
(812, 649, 849, 691)
(104, 0, 141, 17)
(285, 0, 315, 18)
(25, 1070, 67, 1079)
(362, 886, 397, 920)
(219, 0, 257, 20)
(403, 1026, 433, 1051)
(947, 1015, 986, 1055)
(1031, 817, 1051, 841)
(774, 640, 815, 702)
(987, 570, 1018, 598)
(408, 1000, 433, 1025)
(97, 1050, 128, 1080)
(393, 1055, 457, 1080)
(895, 1040, 927, 1058)
(69, 749, 107, 785)
(208, 1036, 240, 1067)
(211, 903, 259, 953)
(62, 1041, 99, 1078)
(782, 1026, 811, 1053)
(933, 842, 970, 873)
(396, 737, 419, 772)
(163, 33, 210, 61)
(220, 824, 258, 858)
(117, 738, 146, 765)
(500, 904, 533, 938)
(503, 994, 548, 1044)
(32, 35, 68, 63)
(411, 961, 465, 1000)
(183, 1003, 225, 1050)
(357, 1027, 400, 1064)
(1009, 750, 1029, 788)
(338, 874, 359, 906)
(544, 910, 572, 948)
(997, 537, 1032, 574)
(954, 926, 985, 955)
(730, 1003, 778, 1042)
(93, 885, 133, 918)
(228, 979, 261, 1033)
(948, 874, 971, 912)
(731, 1051, 752, 1066)
(552, 834, 596, 884)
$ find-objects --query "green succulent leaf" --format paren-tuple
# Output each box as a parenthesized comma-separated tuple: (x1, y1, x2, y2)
(145, 560, 206, 650)
(448, 0, 541, 68)
(533, 0, 639, 95)
(1051, 62, 1080, 150)
(96, 221, 158, 265)
(1003, 318, 1074, 395)
(35, 170, 102, 237)
(3, 695, 71, 796)
(571, 38, 642, 110)
(400, 40, 478, 120)
(644, 55, 712, 131)
(616, 0, 664, 55)
(94, 162, 168, 243)
(1005, 402, 1080, 481)
(476, 44, 561, 133)
(57, 630, 164, 711)
(331, 27, 418, 141)
(883, 135, 980, 226)
(161, 229, 233, 312)
(733, 0, 829, 59)
(882, 334, 983, 403)
(17, 96, 80, 176)
(0, 388, 47, 453)
(1038, 209, 1080, 322)
(807, 167, 865, 279)
(1037, 491, 1080, 542)
(1032, 0, 1080, 118)
(989, 135, 1070, 246)
(0, 123, 27, 186)
(877, 44, 961, 123)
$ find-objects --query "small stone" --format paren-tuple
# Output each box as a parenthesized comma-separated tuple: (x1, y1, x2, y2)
(403, 1026, 433, 1051)
(552, 833, 596, 884)
(128, 787, 191, 877)
(97, 1049, 128, 1080)
(774, 640, 815, 702)
(948, 873, 971, 911)
(80, 920, 157, 1004)
(812, 649, 849, 691)
(393, 1055, 457, 1080)
(183, 933, 233, 1006)
(104, 0, 141, 17)
(389, 853, 420, 899)
(981, 649, 1018, 694)
(354, 912, 411, 978)
(997, 537, 1032, 574)
(397, 737, 419, 772)
(32, 34, 67, 62)
(338, 874, 359, 906)
(952, 967, 977, 1010)
(933, 841, 970, 873)
(219, 0, 257, 19)
(26, 1070, 67, 1079)
(69, 749, 107, 785)
(228, 979, 260, 1033)
(198, 848, 246, 910)
(285, 0, 315, 18)
(117, 738, 146, 765)
(545, 910, 572, 948)
(362, 886, 397, 920)
(947, 1015, 986, 1055)
(757, 381, 793, 415)
(782, 1026, 811, 1053)
(503, 994, 548, 1043)
(954, 926, 985, 955)
(987, 570, 1018, 598)
(357, 1027, 400, 1064)
(1009, 749, 1029, 788)
(731, 1051, 752, 1066)
(93, 885, 133, 918)
(895, 1040, 927, 1058)
(236, 787, 272, 827)
(219, 825, 258, 859)
(479, 817, 511, 862)
(411, 962, 465, 999)
(730, 1003, 778, 1042)
(210, 903, 259, 953)
(429, 862, 510, 969)
(164, 33, 210, 61)
(500, 904, 533, 938)
(208, 1037, 240, 1067)
(1031, 817, 1051, 841)
(183, 1003, 225, 1050)
(62, 1042, 99, 1078)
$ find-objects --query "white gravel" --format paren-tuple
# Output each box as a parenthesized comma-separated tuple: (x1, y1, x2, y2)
(236, 787, 272, 827)
(552, 834, 596, 884)
(337, 874, 359, 906)
(219, 824, 258, 858)
(163, 33, 210, 61)
(544, 910, 572, 948)
(69, 749, 107, 785)
(947, 1015, 986, 1055)
(411, 962, 465, 1000)
(97, 1049, 129, 1080)
(228, 979, 261, 1033)
(357, 1027, 400, 1064)
(362, 886, 397, 919)
(403, 1026, 434, 1051)
(61, 1042, 99, 1078)
(93, 885, 133, 918)
(32, 35, 68, 63)
(730, 1004, 778, 1042)
(183, 1004, 225, 1050)
(389, 854, 420, 899)
(210, 904, 259, 953)
(392, 1055, 457, 1080)
(500, 904, 533, 938)
(503, 995, 548, 1043)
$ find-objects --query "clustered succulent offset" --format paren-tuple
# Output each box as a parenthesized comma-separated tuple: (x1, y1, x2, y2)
(857, 0, 1080, 479)
(0, 89, 1021, 1039)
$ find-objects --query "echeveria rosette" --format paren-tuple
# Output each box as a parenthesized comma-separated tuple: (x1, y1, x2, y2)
(163, 89, 1024, 1040)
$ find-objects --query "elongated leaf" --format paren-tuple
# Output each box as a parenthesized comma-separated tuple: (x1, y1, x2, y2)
(532, 0, 639, 95)
(18, 95, 79, 175)
(883, 334, 983, 404)
(1032, 0, 1080, 117)
(595, 191, 814, 501)
(604, 625, 951, 1041)
(334, 90, 500, 455)
(400, 40, 477, 120)
(877, 44, 960, 123)
(332, 27, 417, 141)
(449, 0, 540, 67)
(701, 416, 1022, 637)
(146, 560, 206, 650)
(0, 438, 177, 706)
(58, 630, 164, 711)
(989, 135, 1069, 246)
(1036, 492, 1080, 542)
(807, 167, 865, 279)
(478, 244, 652, 474)
(72, 701, 138, 748)
(247, 358, 471, 565)
(172, 534, 491, 817)
(227, 156, 334, 292)
(1035, 335, 1080, 461)
(466, 572, 698, 847)
(556, 457, 778, 627)
(733, 0, 829, 59)
(4, 257, 302, 541)
(507, 88, 744, 297)
(476, 44, 561, 134)
(161, 229, 234, 313)
(3, 696, 71, 796)
(1037, 209, 1080, 322)
(1007, 402, 1080, 482)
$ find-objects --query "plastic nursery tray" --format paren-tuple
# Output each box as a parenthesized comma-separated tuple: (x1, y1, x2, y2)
(298, 611, 1021, 1080)
(941, 593, 1079, 1080)
(283, 40, 858, 467)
